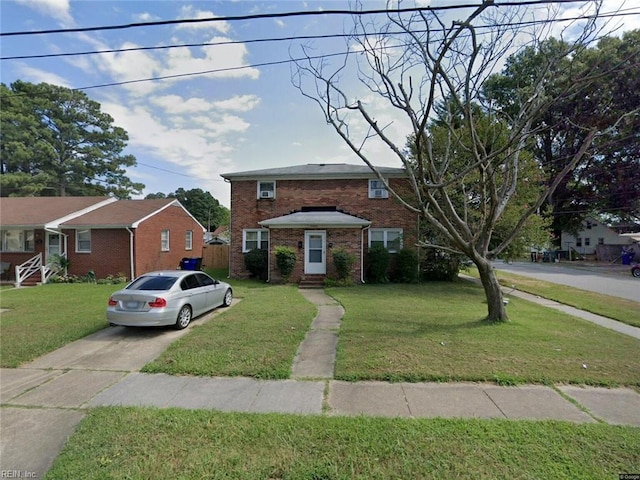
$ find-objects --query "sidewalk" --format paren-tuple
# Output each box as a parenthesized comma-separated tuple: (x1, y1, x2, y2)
(2, 290, 640, 477)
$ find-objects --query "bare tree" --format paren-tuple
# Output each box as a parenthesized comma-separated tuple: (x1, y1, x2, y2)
(292, 0, 616, 322)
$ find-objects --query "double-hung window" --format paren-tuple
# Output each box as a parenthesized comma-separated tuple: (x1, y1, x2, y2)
(76, 229, 91, 253)
(368, 179, 389, 198)
(243, 229, 269, 252)
(369, 229, 402, 253)
(185, 230, 193, 250)
(161, 230, 170, 251)
(257, 181, 276, 199)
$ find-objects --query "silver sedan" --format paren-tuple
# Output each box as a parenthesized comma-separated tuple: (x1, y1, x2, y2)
(107, 270, 233, 329)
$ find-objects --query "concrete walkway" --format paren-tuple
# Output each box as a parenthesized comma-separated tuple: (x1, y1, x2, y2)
(2, 291, 640, 478)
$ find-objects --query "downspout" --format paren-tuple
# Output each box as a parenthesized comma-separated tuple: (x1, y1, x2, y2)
(126, 227, 135, 281)
(361, 225, 370, 284)
(265, 225, 271, 283)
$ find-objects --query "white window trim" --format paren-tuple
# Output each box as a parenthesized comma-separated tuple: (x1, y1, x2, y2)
(76, 229, 92, 253)
(185, 230, 193, 251)
(242, 229, 269, 252)
(257, 180, 276, 199)
(369, 228, 403, 253)
(368, 179, 389, 199)
(161, 230, 170, 252)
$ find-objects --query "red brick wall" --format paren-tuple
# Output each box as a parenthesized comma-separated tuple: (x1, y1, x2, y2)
(134, 204, 204, 277)
(66, 228, 131, 280)
(229, 177, 418, 281)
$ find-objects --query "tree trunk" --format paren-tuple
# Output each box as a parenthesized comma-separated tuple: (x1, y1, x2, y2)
(475, 259, 508, 322)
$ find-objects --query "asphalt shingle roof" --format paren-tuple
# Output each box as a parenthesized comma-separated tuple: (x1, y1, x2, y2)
(0, 196, 115, 227)
(221, 163, 406, 180)
(61, 199, 179, 228)
(259, 211, 371, 228)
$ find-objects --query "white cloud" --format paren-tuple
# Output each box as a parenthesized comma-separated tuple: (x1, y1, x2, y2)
(213, 95, 261, 112)
(16, 0, 73, 26)
(16, 65, 72, 87)
(177, 5, 230, 34)
(163, 39, 260, 80)
(151, 95, 212, 114)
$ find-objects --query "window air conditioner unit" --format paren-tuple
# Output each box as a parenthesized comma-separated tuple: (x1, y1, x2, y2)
(373, 189, 386, 198)
(260, 191, 274, 198)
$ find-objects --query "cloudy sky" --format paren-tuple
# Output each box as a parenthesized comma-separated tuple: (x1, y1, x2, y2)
(1, 0, 638, 206)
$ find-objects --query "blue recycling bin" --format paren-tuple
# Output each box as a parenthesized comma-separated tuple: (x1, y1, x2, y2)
(621, 252, 634, 265)
(179, 257, 203, 270)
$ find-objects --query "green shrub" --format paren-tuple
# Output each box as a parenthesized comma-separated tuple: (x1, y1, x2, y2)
(274, 246, 297, 281)
(367, 245, 390, 283)
(394, 248, 419, 283)
(244, 249, 268, 281)
(420, 249, 461, 281)
(332, 247, 356, 281)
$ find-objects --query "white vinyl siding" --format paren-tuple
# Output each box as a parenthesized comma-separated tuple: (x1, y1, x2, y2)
(243, 229, 269, 252)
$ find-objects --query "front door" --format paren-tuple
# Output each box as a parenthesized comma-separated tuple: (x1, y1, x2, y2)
(304, 231, 326, 275)
(46, 233, 61, 262)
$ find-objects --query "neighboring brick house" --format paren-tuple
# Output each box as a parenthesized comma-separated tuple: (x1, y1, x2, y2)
(0, 196, 205, 285)
(221, 163, 419, 284)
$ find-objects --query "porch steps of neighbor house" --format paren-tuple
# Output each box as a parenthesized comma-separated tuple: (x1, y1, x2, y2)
(298, 275, 326, 289)
(20, 273, 42, 287)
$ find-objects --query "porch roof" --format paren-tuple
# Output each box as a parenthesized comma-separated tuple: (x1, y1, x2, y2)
(259, 211, 371, 228)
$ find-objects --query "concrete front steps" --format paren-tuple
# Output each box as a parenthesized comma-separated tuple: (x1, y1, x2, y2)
(298, 275, 326, 289)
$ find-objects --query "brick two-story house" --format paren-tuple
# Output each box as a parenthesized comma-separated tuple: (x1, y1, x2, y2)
(221, 164, 419, 284)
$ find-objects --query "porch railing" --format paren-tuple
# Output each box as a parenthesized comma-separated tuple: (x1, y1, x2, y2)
(15, 253, 43, 287)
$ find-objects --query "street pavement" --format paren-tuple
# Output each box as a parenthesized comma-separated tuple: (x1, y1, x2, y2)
(2, 289, 640, 478)
(493, 260, 639, 302)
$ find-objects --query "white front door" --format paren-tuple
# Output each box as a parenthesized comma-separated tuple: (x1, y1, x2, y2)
(304, 231, 326, 275)
(46, 233, 61, 262)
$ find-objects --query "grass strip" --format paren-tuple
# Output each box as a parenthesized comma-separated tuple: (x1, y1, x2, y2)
(472, 268, 640, 327)
(47, 407, 640, 480)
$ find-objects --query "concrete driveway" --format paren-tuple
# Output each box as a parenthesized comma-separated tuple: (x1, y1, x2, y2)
(493, 261, 639, 303)
(0, 301, 240, 477)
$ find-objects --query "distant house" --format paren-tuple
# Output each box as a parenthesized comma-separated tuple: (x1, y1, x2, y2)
(560, 217, 640, 261)
(205, 225, 230, 245)
(221, 163, 419, 284)
(0, 196, 205, 285)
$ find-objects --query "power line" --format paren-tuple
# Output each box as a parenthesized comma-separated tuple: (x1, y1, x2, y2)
(3, 8, 637, 62)
(0, 1, 589, 37)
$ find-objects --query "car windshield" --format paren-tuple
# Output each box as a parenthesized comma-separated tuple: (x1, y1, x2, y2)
(126, 275, 178, 291)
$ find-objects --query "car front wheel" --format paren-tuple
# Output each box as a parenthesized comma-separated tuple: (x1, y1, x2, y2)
(222, 289, 233, 307)
(632, 268, 640, 278)
(175, 305, 192, 330)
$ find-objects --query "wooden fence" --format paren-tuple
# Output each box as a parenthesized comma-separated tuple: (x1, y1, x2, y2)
(202, 244, 229, 270)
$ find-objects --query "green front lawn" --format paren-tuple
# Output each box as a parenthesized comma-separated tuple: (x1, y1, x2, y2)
(143, 285, 316, 378)
(143, 280, 639, 386)
(329, 283, 640, 386)
(0, 283, 121, 367)
(2, 276, 638, 388)
(47, 407, 640, 479)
